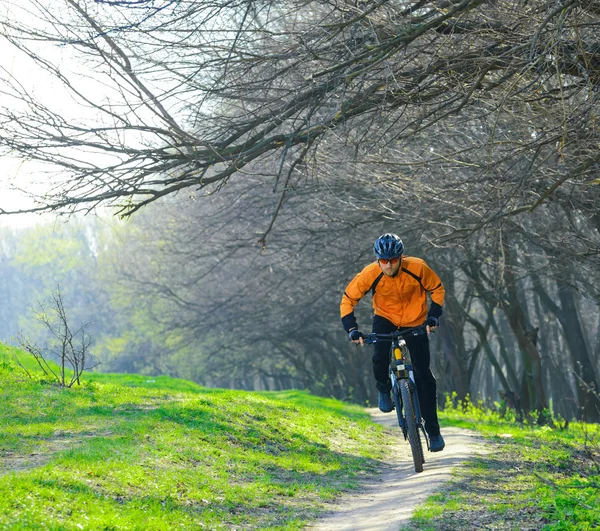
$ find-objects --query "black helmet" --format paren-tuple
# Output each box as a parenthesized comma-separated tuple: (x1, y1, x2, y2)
(373, 233, 404, 259)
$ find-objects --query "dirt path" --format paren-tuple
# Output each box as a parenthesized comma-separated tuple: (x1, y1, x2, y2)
(308, 408, 487, 531)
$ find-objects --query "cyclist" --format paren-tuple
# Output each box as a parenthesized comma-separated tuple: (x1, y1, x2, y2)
(340, 233, 446, 452)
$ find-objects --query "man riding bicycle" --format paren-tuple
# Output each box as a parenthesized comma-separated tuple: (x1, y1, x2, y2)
(340, 233, 446, 452)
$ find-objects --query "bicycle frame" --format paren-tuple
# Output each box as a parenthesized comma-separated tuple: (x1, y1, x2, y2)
(365, 326, 431, 454)
(389, 340, 427, 445)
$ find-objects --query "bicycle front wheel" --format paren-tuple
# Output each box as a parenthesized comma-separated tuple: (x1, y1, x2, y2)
(400, 379, 424, 473)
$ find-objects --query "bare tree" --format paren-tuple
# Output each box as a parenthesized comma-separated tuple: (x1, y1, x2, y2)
(1, 0, 598, 420)
(0, 0, 598, 241)
(16, 286, 97, 387)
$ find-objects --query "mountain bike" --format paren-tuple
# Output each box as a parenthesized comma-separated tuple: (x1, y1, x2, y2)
(364, 326, 430, 473)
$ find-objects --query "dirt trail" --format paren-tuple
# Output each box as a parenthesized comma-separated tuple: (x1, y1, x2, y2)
(308, 408, 487, 531)
(0, 431, 110, 477)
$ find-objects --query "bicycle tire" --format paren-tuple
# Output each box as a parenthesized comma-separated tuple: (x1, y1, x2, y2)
(400, 379, 424, 473)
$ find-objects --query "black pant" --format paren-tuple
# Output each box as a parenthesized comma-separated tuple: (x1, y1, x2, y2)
(372, 315, 440, 436)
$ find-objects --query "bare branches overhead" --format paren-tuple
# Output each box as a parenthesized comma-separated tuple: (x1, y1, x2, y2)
(0, 0, 599, 222)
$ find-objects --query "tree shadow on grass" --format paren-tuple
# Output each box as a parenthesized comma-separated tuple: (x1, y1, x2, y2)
(400, 437, 580, 531)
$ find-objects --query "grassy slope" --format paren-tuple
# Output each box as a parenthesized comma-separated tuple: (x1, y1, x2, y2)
(409, 398, 600, 531)
(3, 344, 599, 530)
(0, 344, 393, 530)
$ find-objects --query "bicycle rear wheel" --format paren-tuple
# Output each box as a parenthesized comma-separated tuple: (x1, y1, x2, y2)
(400, 379, 424, 473)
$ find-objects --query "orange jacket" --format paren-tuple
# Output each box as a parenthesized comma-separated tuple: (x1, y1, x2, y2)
(340, 256, 445, 330)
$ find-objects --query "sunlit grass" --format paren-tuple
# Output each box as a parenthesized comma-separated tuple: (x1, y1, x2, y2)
(4, 343, 598, 530)
(406, 394, 600, 531)
(0, 343, 392, 530)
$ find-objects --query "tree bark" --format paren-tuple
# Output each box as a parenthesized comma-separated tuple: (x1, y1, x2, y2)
(534, 277, 600, 422)
(501, 240, 549, 422)
(464, 312, 523, 419)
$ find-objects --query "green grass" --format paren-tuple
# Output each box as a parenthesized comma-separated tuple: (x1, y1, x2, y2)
(3, 343, 599, 530)
(0, 343, 392, 530)
(404, 395, 600, 531)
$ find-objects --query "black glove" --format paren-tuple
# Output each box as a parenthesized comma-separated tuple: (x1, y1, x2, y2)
(348, 329, 365, 341)
(426, 316, 439, 328)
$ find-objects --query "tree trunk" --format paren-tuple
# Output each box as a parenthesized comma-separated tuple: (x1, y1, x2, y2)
(464, 312, 523, 419)
(533, 278, 600, 422)
(439, 272, 472, 401)
(501, 238, 548, 422)
(486, 306, 521, 393)
(439, 313, 470, 401)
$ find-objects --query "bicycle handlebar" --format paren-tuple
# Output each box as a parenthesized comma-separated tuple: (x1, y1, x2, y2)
(364, 325, 427, 344)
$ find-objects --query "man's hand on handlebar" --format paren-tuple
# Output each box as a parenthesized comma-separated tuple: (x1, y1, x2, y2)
(348, 329, 365, 346)
(425, 316, 439, 334)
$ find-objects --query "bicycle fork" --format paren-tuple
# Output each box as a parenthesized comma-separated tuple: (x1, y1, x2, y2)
(392, 343, 431, 451)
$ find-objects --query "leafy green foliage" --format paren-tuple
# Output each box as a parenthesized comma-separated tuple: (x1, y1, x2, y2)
(0, 344, 390, 530)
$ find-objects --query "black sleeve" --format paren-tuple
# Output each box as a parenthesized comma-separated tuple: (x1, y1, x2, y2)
(427, 301, 443, 319)
(341, 312, 358, 333)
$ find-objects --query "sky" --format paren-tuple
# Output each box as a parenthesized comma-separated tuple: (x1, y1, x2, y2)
(0, 158, 51, 228)
(0, 22, 37, 225)
(0, 136, 57, 229)
(0, 13, 71, 228)
(1, 2, 183, 229)
(0, 3, 156, 229)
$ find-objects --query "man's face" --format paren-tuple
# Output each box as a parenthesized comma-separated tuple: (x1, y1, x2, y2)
(378, 255, 402, 276)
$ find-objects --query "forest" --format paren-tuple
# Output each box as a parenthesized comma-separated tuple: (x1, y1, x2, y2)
(0, 0, 598, 423)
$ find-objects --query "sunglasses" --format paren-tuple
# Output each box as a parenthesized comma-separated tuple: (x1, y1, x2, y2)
(378, 257, 400, 265)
